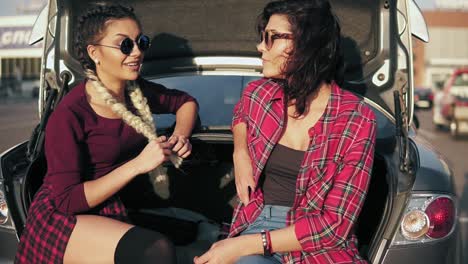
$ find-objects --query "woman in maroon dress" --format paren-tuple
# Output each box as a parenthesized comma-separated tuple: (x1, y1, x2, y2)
(15, 4, 198, 264)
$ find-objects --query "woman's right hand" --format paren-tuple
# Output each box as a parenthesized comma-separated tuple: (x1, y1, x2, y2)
(132, 136, 172, 175)
(233, 150, 255, 205)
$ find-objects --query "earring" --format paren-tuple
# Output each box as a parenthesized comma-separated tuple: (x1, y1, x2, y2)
(94, 59, 100, 65)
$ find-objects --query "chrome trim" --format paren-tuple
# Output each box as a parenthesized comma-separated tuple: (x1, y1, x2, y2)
(193, 57, 262, 67)
(145, 66, 263, 80)
(372, 238, 388, 264)
(362, 97, 396, 123)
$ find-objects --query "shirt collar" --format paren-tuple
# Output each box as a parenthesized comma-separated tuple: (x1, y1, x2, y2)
(266, 79, 342, 135)
(267, 79, 285, 101)
(309, 81, 341, 136)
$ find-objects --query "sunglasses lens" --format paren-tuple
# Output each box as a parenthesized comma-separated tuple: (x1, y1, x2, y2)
(261, 31, 272, 50)
(120, 38, 134, 55)
(137, 35, 151, 52)
(266, 32, 272, 49)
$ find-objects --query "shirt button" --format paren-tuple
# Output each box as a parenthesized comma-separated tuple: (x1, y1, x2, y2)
(298, 187, 306, 195)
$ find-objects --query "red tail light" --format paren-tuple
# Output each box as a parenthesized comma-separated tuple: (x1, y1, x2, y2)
(425, 197, 455, 239)
(455, 100, 468, 107)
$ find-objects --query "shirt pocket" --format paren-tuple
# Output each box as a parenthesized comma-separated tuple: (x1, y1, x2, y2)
(241, 195, 263, 225)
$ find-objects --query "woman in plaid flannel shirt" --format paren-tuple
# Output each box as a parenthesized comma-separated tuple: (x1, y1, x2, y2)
(195, 0, 377, 263)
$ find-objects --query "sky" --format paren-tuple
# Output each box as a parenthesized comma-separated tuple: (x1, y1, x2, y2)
(0, 0, 438, 17)
(416, 0, 436, 9)
(0, 0, 46, 16)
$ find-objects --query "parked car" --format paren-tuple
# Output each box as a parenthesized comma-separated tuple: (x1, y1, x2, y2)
(0, 0, 462, 263)
(433, 68, 468, 138)
(414, 86, 434, 109)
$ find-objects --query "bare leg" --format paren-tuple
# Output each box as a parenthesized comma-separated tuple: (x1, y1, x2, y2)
(63, 215, 133, 264)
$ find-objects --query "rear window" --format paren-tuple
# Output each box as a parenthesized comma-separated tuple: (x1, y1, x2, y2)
(150, 75, 260, 129)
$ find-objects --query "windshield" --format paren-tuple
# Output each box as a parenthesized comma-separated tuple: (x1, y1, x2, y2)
(150, 75, 260, 130)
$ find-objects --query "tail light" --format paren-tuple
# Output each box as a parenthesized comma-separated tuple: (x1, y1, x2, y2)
(392, 194, 457, 246)
(425, 197, 455, 239)
(401, 210, 429, 240)
(0, 181, 15, 230)
(0, 190, 8, 225)
(454, 100, 468, 107)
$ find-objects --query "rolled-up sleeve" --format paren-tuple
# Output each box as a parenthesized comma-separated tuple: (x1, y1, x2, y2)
(44, 108, 89, 215)
(231, 95, 246, 128)
(232, 81, 256, 129)
(294, 108, 377, 252)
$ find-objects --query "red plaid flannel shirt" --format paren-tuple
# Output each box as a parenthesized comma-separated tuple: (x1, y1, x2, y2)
(229, 78, 377, 263)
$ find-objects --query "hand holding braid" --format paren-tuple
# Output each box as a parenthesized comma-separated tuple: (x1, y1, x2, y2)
(127, 80, 182, 167)
(85, 70, 182, 198)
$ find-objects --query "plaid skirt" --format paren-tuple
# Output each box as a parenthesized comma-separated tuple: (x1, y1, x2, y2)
(15, 185, 129, 264)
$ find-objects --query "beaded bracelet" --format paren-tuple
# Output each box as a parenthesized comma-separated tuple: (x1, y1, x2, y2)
(260, 230, 273, 256)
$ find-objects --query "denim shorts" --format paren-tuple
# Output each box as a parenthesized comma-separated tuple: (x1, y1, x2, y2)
(236, 205, 290, 264)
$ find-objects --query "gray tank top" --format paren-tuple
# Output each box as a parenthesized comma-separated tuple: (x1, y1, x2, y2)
(262, 144, 305, 207)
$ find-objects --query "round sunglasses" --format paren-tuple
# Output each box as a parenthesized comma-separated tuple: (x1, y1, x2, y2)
(260, 30, 293, 50)
(93, 34, 151, 55)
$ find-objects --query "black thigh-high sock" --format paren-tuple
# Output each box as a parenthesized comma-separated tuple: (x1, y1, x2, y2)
(114, 226, 176, 264)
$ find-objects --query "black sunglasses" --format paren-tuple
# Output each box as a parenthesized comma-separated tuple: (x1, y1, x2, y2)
(260, 30, 293, 50)
(93, 34, 151, 55)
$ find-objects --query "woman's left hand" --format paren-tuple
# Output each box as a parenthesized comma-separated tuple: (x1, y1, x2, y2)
(193, 237, 245, 264)
(168, 134, 192, 158)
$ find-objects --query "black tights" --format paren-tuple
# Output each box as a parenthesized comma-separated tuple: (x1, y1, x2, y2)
(114, 226, 176, 264)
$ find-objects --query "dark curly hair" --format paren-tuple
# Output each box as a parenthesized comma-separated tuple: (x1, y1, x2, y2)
(258, 0, 344, 116)
(74, 4, 141, 71)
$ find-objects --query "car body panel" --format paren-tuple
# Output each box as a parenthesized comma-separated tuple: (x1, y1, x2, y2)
(411, 137, 455, 193)
(0, 230, 18, 261)
(382, 223, 460, 264)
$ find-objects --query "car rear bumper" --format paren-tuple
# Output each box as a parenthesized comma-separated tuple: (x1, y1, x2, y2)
(381, 228, 460, 264)
(0, 229, 18, 262)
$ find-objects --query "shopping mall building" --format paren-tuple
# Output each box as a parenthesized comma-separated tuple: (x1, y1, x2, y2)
(413, 0, 468, 88)
(0, 15, 42, 97)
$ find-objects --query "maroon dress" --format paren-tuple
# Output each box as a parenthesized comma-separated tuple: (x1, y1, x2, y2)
(15, 78, 196, 263)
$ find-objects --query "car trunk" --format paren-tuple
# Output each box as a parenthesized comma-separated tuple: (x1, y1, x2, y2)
(112, 138, 390, 262)
(1, 135, 389, 263)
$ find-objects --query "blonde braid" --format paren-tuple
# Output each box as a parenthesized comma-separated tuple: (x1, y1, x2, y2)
(127, 81, 155, 132)
(85, 70, 181, 198)
(128, 80, 182, 168)
(85, 70, 157, 141)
